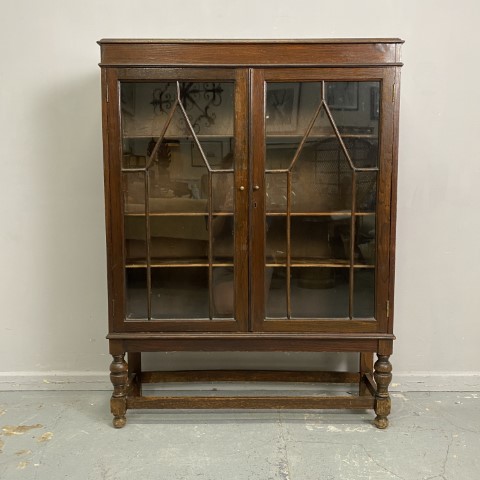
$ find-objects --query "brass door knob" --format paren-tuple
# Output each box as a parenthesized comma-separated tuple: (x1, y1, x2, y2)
(239, 186, 245, 191)
(253, 185, 260, 191)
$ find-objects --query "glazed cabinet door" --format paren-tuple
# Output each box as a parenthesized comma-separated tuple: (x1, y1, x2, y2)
(105, 68, 248, 332)
(250, 68, 396, 333)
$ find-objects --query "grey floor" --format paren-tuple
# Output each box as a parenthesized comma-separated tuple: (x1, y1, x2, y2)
(0, 390, 479, 479)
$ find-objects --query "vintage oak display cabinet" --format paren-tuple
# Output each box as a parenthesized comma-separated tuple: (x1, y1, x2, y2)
(98, 39, 403, 428)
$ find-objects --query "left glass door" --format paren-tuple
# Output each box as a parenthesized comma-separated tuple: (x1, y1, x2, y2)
(110, 69, 248, 331)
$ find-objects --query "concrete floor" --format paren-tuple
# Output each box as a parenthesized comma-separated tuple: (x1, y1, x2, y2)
(0, 390, 479, 479)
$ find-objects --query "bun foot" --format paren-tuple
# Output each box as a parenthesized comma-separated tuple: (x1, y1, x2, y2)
(374, 415, 389, 429)
(113, 416, 126, 428)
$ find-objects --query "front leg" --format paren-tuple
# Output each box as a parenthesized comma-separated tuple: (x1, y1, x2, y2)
(373, 354, 392, 429)
(110, 353, 128, 428)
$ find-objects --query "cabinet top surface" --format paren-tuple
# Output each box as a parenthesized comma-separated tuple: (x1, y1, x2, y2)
(98, 38, 403, 67)
(98, 38, 404, 45)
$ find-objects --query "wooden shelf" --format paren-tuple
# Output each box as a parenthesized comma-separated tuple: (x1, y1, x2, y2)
(266, 259, 374, 268)
(124, 211, 373, 217)
(124, 211, 233, 217)
(126, 260, 233, 268)
(266, 211, 375, 217)
(123, 134, 234, 140)
(125, 259, 373, 269)
(266, 134, 378, 140)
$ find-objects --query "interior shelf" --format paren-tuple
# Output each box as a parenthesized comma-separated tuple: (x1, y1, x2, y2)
(266, 259, 375, 268)
(122, 134, 234, 140)
(266, 211, 375, 216)
(124, 211, 233, 217)
(126, 260, 234, 268)
(124, 211, 375, 217)
(125, 259, 374, 269)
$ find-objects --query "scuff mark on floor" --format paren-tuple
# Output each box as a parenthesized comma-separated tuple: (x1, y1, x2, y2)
(0, 408, 6, 416)
(327, 426, 342, 433)
(2, 424, 43, 436)
(0, 438, 4, 452)
(38, 432, 53, 442)
(16, 449, 32, 456)
(17, 461, 29, 470)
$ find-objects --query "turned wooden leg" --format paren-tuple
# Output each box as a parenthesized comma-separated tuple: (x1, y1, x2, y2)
(110, 353, 128, 428)
(373, 354, 392, 429)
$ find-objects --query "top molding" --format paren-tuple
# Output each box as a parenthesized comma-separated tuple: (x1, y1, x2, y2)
(98, 38, 404, 44)
(98, 38, 404, 68)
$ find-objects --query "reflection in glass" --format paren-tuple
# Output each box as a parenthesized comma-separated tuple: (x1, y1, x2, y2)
(266, 216, 286, 264)
(121, 82, 176, 139)
(291, 268, 349, 318)
(123, 171, 145, 214)
(124, 172, 146, 264)
(291, 217, 330, 262)
(212, 171, 234, 213)
(354, 269, 375, 318)
(212, 215, 234, 263)
(212, 267, 234, 318)
(126, 269, 147, 319)
(149, 215, 208, 264)
(124, 215, 146, 264)
(265, 268, 287, 318)
(266, 172, 287, 213)
(325, 81, 380, 168)
(356, 215, 376, 266)
(356, 171, 377, 213)
(293, 133, 351, 213)
(151, 267, 209, 319)
(263, 80, 380, 321)
(121, 81, 237, 321)
(266, 82, 321, 135)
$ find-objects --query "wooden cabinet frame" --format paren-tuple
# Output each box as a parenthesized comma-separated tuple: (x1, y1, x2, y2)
(99, 39, 403, 429)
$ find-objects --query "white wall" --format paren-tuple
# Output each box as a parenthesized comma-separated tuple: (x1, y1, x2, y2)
(1, 0, 479, 387)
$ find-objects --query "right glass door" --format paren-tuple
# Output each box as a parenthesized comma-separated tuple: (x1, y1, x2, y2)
(251, 70, 392, 332)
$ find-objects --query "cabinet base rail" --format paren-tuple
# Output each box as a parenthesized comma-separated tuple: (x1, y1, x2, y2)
(110, 358, 392, 430)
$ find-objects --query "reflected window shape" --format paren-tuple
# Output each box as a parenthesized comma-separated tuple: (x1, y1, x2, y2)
(266, 82, 321, 170)
(178, 82, 234, 136)
(325, 81, 380, 168)
(326, 82, 359, 111)
(266, 82, 320, 135)
(121, 82, 176, 138)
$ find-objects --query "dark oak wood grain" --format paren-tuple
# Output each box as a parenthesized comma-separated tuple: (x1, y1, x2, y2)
(140, 370, 360, 384)
(99, 40, 403, 67)
(127, 395, 375, 410)
(99, 39, 402, 428)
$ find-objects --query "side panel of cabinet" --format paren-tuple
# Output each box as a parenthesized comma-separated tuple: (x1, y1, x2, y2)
(250, 68, 397, 333)
(103, 67, 249, 332)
